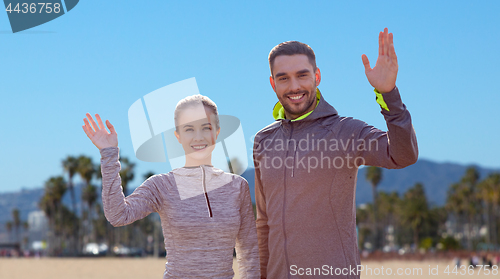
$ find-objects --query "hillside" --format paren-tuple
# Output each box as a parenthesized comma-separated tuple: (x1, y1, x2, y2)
(1, 158, 499, 233)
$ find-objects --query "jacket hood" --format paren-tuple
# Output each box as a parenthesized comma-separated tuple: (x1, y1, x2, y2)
(272, 88, 338, 122)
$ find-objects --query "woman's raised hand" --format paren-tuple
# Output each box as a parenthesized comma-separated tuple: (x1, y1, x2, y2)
(82, 113, 118, 150)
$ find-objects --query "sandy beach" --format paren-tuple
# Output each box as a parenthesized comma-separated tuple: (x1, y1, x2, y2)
(1, 257, 498, 278)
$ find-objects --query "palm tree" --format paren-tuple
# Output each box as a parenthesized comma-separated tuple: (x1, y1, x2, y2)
(5, 221, 13, 243)
(366, 166, 382, 249)
(82, 184, 98, 243)
(119, 156, 135, 197)
(478, 173, 500, 245)
(11, 208, 21, 244)
(445, 167, 482, 250)
(39, 176, 67, 256)
(400, 183, 428, 249)
(62, 156, 79, 214)
(377, 191, 400, 248)
(461, 167, 481, 249)
(77, 155, 95, 250)
(143, 171, 155, 181)
(62, 155, 80, 255)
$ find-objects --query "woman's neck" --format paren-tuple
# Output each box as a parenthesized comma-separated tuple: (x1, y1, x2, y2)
(184, 155, 212, 168)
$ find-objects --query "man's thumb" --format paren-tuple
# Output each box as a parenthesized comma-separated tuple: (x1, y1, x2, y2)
(361, 54, 371, 72)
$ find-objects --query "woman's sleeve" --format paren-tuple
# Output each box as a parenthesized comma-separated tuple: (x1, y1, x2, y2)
(100, 147, 162, 227)
(234, 177, 261, 279)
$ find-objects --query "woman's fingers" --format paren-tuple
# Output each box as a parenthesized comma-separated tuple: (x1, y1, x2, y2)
(83, 118, 95, 136)
(86, 112, 100, 132)
(106, 120, 117, 135)
(95, 113, 105, 130)
(82, 124, 93, 139)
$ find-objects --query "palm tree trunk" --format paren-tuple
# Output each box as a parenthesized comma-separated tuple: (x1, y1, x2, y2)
(372, 186, 378, 250)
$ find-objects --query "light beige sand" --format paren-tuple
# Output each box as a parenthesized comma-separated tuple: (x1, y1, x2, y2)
(0, 258, 497, 278)
(0, 258, 239, 279)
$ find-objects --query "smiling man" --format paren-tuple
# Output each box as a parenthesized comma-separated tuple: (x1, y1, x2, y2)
(253, 28, 419, 278)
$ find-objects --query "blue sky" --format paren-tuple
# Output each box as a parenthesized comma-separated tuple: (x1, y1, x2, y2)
(1, 1, 499, 193)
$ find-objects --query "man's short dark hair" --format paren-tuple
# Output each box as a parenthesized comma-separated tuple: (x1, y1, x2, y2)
(268, 41, 316, 76)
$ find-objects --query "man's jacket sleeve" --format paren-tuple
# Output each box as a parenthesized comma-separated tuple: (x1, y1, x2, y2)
(349, 86, 418, 168)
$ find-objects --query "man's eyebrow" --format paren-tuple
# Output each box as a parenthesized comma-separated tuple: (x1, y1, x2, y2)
(297, 69, 311, 75)
(275, 72, 287, 78)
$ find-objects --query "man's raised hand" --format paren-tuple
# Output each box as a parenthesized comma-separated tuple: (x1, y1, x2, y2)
(82, 113, 118, 150)
(361, 28, 398, 93)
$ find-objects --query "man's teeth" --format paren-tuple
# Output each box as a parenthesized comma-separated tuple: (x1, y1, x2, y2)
(290, 95, 303, 100)
(193, 145, 207, 150)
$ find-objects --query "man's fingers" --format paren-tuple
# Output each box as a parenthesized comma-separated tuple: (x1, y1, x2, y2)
(96, 114, 105, 130)
(388, 33, 397, 61)
(383, 28, 389, 57)
(378, 31, 383, 56)
(106, 120, 117, 135)
(361, 54, 371, 72)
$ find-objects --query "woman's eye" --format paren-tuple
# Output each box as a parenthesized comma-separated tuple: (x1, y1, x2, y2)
(185, 128, 193, 132)
(204, 127, 212, 130)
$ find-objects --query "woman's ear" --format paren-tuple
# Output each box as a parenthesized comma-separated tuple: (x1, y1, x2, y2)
(174, 130, 181, 144)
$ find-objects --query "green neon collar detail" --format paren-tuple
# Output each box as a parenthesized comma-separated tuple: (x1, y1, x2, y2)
(375, 89, 390, 112)
(273, 88, 321, 121)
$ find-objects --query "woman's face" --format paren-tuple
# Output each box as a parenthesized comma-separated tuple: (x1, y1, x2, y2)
(174, 105, 220, 166)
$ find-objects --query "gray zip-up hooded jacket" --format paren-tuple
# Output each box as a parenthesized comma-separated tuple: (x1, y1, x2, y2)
(100, 147, 260, 278)
(253, 87, 418, 278)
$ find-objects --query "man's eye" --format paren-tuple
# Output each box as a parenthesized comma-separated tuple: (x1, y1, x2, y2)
(299, 74, 307, 77)
(279, 77, 287, 81)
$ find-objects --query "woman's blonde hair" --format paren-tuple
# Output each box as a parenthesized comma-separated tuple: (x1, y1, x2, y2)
(174, 94, 220, 131)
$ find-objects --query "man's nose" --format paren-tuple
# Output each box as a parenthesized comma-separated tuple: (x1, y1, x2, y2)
(290, 77, 301, 92)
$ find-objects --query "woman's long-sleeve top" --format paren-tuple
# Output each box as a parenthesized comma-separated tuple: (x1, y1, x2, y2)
(100, 147, 260, 279)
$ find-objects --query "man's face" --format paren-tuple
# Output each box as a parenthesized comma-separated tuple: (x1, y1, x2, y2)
(270, 54, 321, 120)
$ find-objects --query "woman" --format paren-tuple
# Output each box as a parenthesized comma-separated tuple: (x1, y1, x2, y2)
(82, 94, 260, 278)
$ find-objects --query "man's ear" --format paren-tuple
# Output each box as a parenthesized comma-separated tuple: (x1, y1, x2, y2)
(315, 67, 321, 87)
(174, 130, 181, 144)
(269, 75, 276, 92)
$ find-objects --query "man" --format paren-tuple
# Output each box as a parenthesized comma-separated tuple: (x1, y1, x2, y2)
(253, 28, 418, 278)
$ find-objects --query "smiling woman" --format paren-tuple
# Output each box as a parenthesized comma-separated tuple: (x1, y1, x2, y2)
(81, 94, 260, 279)
(173, 95, 220, 167)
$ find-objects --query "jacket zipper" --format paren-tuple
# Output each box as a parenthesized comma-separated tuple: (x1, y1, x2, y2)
(291, 140, 297, 178)
(283, 121, 293, 279)
(200, 166, 213, 218)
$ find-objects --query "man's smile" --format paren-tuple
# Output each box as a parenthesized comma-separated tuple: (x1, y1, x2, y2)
(286, 91, 308, 103)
